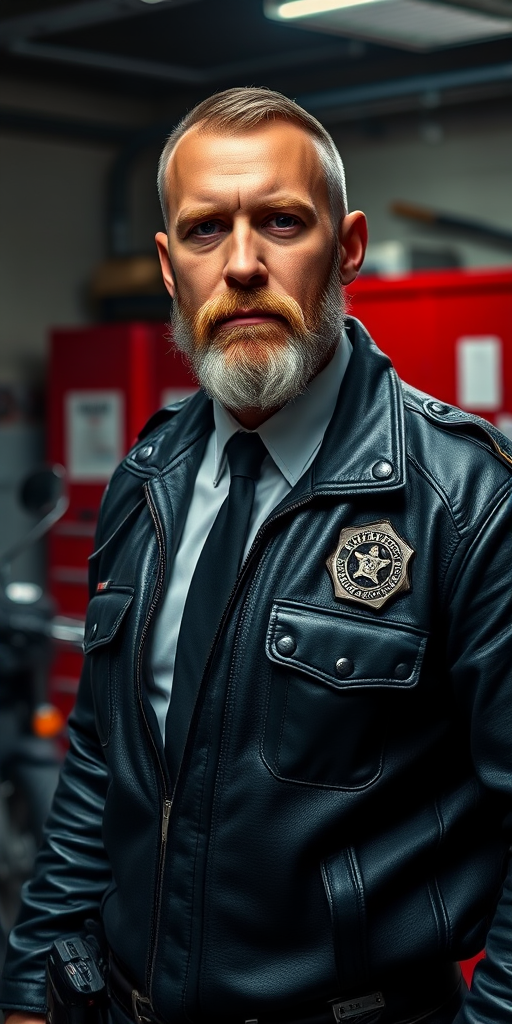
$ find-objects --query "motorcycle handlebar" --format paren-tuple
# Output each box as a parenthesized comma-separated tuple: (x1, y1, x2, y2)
(50, 617, 85, 649)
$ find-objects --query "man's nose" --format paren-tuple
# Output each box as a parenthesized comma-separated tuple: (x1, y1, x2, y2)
(222, 224, 268, 288)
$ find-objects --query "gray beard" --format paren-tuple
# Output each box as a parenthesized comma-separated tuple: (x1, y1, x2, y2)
(170, 265, 345, 412)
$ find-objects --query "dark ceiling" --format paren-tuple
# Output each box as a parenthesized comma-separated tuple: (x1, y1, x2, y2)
(0, 0, 510, 263)
(0, 0, 511, 125)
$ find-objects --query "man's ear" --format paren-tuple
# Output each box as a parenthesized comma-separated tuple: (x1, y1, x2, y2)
(338, 211, 368, 286)
(155, 232, 176, 299)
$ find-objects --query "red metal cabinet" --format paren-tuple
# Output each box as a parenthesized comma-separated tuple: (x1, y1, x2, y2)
(47, 322, 196, 717)
(347, 267, 512, 434)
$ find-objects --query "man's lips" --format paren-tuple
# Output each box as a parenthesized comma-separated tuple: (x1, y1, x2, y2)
(216, 310, 287, 328)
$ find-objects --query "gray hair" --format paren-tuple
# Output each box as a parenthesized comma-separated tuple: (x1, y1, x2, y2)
(157, 86, 348, 231)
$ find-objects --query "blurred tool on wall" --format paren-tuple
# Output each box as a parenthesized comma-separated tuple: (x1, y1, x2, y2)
(391, 200, 512, 249)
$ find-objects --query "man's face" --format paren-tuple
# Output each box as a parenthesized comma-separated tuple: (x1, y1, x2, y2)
(155, 120, 365, 415)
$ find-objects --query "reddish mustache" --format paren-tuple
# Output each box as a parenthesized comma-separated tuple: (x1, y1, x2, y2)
(217, 308, 286, 323)
(192, 289, 307, 341)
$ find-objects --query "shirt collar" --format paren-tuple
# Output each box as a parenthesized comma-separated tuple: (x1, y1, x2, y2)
(212, 331, 352, 487)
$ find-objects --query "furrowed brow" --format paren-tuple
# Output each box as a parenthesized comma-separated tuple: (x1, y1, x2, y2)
(174, 195, 317, 235)
(175, 207, 218, 235)
(263, 195, 317, 217)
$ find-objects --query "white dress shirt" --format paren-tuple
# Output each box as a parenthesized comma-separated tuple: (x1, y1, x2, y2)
(149, 333, 352, 740)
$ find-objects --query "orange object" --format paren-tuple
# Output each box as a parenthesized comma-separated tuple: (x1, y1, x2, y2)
(32, 703, 65, 738)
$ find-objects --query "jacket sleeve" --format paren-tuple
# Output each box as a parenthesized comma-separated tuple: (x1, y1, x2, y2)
(446, 479, 512, 1023)
(0, 531, 111, 1014)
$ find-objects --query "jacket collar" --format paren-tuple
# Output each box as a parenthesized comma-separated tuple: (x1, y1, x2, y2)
(129, 317, 406, 499)
(309, 316, 406, 497)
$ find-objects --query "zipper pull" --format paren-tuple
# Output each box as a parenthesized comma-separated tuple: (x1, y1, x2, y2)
(162, 798, 172, 843)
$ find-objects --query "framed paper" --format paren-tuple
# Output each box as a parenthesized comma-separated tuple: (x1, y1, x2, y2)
(66, 390, 124, 481)
(456, 336, 503, 411)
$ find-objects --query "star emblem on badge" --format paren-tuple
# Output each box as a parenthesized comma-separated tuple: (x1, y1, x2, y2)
(326, 520, 415, 610)
(353, 545, 391, 586)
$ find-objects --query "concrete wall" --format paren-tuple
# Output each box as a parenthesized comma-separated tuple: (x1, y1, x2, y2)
(333, 107, 512, 268)
(0, 78, 156, 384)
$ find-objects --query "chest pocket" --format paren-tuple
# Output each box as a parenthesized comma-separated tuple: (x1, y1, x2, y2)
(263, 600, 427, 790)
(83, 588, 134, 745)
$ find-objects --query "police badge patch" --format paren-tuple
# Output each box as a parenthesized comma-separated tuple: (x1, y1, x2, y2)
(326, 520, 415, 610)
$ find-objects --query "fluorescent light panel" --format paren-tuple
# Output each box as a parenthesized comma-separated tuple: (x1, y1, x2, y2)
(265, 0, 512, 49)
(277, 0, 381, 15)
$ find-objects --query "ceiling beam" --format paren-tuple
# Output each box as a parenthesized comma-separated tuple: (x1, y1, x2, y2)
(8, 37, 358, 85)
(0, 0, 200, 44)
(298, 60, 512, 119)
(9, 39, 210, 84)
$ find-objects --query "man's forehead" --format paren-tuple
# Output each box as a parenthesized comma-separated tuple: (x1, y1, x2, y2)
(165, 121, 328, 215)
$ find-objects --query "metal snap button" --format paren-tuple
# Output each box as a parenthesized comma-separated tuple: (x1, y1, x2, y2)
(335, 657, 354, 678)
(372, 460, 393, 480)
(431, 402, 449, 415)
(276, 635, 296, 657)
(394, 662, 410, 679)
(137, 444, 154, 461)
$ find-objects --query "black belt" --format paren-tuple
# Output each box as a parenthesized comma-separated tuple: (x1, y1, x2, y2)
(109, 953, 462, 1024)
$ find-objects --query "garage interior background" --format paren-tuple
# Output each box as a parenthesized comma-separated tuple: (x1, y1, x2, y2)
(1, 0, 511, 388)
(1, 0, 511, 663)
(0, 0, 511, 979)
(0, 5, 510, 634)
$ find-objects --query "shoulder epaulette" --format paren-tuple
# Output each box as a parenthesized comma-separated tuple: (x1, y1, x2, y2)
(403, 384, 512, 471)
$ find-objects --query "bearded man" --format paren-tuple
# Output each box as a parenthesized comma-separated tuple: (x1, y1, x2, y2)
(2, 87, 512, 1024)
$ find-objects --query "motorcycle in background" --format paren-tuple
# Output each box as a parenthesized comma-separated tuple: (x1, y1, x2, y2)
(0, 466, 84, 966)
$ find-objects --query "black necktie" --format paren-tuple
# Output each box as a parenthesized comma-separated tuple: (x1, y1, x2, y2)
(165, 431, 267, 786)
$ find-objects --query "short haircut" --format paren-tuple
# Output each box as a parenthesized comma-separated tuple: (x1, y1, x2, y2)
(157, 86, 348, 231)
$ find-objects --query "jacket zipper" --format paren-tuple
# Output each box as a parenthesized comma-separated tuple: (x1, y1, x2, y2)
(142, 486, 314, 1006)
(179, 492, 317, 1014)
(138, 482, 173, 998)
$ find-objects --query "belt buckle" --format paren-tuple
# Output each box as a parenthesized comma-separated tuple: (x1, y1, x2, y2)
(131, 988, 153, 1024)
(331, 992, 385, 1022)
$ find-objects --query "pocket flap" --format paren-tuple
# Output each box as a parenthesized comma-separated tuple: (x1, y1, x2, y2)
(83, 589, 134, 654)
(266, 600, 427, 690)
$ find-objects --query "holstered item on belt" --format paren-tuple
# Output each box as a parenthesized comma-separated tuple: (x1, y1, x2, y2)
(46, 938, 109, 1024)
(108, 952, 462, 1024)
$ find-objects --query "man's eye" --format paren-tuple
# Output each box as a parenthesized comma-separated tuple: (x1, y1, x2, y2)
(268, 214, 300, 230)
(193, 221, 220, 236)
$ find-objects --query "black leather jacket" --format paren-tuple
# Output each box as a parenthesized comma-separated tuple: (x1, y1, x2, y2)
(2, 319, 512, 1024)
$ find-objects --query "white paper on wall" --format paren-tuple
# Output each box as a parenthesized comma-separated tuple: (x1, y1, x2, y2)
(161, 386, 198, 408)
(66, 390, 124, 481)
(456, 336, 503, 411)
(496, 413, 512, 441)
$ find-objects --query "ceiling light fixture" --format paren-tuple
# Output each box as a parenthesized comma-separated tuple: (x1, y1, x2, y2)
(265, 0, 512, 49)
(276, 0, 382, 15)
